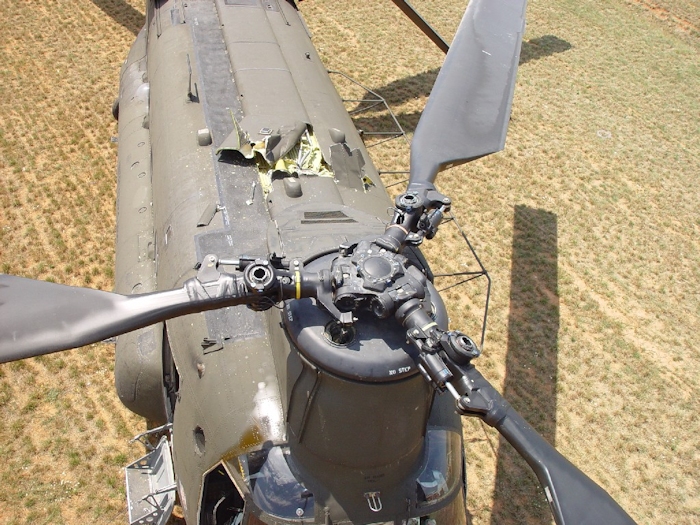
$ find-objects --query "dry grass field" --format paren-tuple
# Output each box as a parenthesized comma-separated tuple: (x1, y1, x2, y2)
(0, 0, 698, 524)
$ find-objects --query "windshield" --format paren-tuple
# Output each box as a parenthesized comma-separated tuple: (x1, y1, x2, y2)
(236, 446, 315, 521)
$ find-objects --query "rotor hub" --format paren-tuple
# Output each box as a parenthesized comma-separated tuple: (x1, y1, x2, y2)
(357, 252, 402, 290)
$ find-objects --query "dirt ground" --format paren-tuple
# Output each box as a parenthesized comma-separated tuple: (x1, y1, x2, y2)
(0, 0, 698, 524)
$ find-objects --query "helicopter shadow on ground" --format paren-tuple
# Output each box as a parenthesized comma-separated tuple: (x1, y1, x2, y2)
(490, 205, 560, 524)
(91, 0, 145, 36)
(348, 35, 572, 133)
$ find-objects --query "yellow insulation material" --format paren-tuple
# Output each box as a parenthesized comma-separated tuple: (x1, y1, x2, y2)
(255, 130, 333, 195)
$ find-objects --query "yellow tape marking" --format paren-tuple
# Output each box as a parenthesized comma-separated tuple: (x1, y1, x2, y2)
(421, 321, 438, 332)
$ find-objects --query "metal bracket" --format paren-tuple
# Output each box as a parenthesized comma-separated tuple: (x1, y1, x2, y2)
(130, 423, 173, 452)
(125, 436, 176, 525)
(364, 491, 383, 512)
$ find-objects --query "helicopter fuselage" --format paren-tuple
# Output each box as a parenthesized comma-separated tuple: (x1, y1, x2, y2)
(113, 1, 466, 524)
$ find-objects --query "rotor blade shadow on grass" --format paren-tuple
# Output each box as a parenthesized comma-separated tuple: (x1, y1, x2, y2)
(350, 112, 422, 141)
(349, 35, 571, 114)
(491, 206, 560, 524)
(520, 35, 572, 65)
(91, 0, 145, 36)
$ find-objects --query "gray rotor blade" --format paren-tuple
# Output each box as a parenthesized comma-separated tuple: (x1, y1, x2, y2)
(409, 0, 527, 188)
(390, 0, 449, 54)
(463, 365, 637, 525)
(0, 274, 239, 363)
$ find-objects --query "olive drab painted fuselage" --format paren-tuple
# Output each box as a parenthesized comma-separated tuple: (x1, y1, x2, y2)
(113, 1, 466, 524)
(0, 0, 639, 523)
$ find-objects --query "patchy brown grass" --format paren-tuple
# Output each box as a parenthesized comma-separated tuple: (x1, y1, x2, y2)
(0, 0, 699, 524)
(305, 0, 700, 523)
(0, 1, 144, 523)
